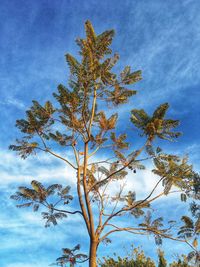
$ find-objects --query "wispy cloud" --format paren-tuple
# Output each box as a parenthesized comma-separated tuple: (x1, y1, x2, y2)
(0, 98, 25, 109)
(0, 149, 76, 185)
(0, 149, 193, 267)
(1, 0, 199, 265)
(6, 263, 48, 267)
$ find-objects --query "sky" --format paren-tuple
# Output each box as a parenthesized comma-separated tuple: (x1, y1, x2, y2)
(0, 0, 200, 266)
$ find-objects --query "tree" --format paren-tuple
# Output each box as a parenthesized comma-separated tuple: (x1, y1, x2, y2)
(10, 21, 199, 267)
(98, 246, 191, 267)
(98, 246, 156, 267)
(158, 250, 167, 267)
(175, 197, 200, 266)
(169, 256, 191, 267)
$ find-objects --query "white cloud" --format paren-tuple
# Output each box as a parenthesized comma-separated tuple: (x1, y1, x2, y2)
(6, 263, 48, 267)
(185, 143, 200, 167)
(0, 200, 86, 253)
(0, 146, 192, 266)
(0, 147, 87, 259)
(1, 149, 164, 203)
(0, 149, 77, 186)
(0, 98, 25, 109)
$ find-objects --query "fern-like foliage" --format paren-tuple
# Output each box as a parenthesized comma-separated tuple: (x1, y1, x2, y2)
(16, 100, 54, 135)
(190, 201, 200, 219)
(177, 215, 200, 266)
(10, 21, 141, 161)
(9, 20, 198, 267)
(96, 162, 128, 188)
(51, 244, 88, 266)
(110, 132, 129, 150)
(10, 181, 73, 227)
(138, 211, 165, 245)
(9, 138, 39, 159)
(152, 154, 194, 195)
(178, 215, 200, 239)
(131, 103, 181, 142)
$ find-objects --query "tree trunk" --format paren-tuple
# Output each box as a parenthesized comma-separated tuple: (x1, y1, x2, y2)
(89, 239, 98, 267)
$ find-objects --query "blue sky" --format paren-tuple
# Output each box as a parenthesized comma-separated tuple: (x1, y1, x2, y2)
(0, 0, 200, 266)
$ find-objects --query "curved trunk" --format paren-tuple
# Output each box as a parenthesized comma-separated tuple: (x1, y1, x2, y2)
(89, 239, 98, 267)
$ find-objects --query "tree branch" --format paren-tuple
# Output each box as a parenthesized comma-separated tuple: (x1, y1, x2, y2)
(46, 148, 77, 170)
(34, 128, 77, 170)
(89, 143, 147, 192)
(100, 223, 186, 244)
(52, 207, 83, 216)
(77, 166, 91, 235)
(82, 88, 98, 238)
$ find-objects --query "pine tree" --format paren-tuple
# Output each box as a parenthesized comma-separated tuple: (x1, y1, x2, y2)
(10, 21, 199, 267)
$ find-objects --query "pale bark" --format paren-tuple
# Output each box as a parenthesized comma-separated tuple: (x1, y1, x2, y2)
(89, 239, 98, 267)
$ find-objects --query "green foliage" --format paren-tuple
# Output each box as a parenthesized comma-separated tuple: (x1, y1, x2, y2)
(110, 132, 129, 150)
(99, 247, 156, 267)
(10, 181, 73, 227)
(152, 154, 194, 195)
(178, 215, 200, 239)
(188, 173, 200, 199)
(98, 112, 118, 131)
(10, 20, 141, 160)
(9, 138, 39, 159)
(49, 131, 73, 146)
(16, 100, 54, 135)
(138, 211, 164, 245)
(9, 20, 199, 267)
(169, 257, 190, 267)
(131, 103, 181, 142)
(158, 250, 167, 267)
(176, 214, 200, 266)
(190, 201, 200, 219)
(51, 244, 87, 267)
(97, 162, 128, 187)
(99, 247, 194, 267)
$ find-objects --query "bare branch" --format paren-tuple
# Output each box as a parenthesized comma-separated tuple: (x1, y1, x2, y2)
(88, 89, 97, 136)
(88, 157, 116, 166)
(77, 166, 91, 234)
(46, 148, 77, 170)
(52, 207, 83, 216)
(100, 223, 186, 244)
(33, 128, 77, 170)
